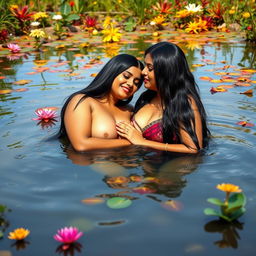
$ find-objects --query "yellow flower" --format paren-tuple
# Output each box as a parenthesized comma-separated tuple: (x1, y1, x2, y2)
(103, 16, 112, 29)
(33, 12, 48, 20)
(197, 18, 208, 31)
(102, 25, 121, 43)
(8, 228, 30, 240)
(242, 12, 250, 18)
(29, 29, 46, 38)
(152, 15, 165, 25)
(216, 183, 242, 193)
(175, 10, 191, 18)
(185, 20, 200, 34)
(229, 10, 235, 15)
(9, 5, 18, 11)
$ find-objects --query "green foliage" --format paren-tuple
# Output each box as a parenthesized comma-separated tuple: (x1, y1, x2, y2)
(124, 0, 156, 24)
(124, 17, 137, 32)
(205, 192, 246, 222)
(106, 197, 132, 209)
(0, 0, 17, 33)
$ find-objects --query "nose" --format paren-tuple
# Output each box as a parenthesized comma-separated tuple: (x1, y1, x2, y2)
(142, 67, 147, 76)
(126, 77, 133, 87)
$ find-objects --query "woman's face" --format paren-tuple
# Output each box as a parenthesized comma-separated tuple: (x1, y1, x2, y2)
(111, 66, 142, 100)
(142, 54, 157, 91)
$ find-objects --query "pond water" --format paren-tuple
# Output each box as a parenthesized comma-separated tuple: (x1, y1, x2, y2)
(0, 31, 256, 256)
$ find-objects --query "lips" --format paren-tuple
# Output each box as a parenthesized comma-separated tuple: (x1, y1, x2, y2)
(121, 85, 131, 94)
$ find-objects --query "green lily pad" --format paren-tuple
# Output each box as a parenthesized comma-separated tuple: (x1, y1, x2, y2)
(106, 197, 132, 209)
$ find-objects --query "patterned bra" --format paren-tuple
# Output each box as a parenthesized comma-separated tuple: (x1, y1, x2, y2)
(133, 118, 163, 143)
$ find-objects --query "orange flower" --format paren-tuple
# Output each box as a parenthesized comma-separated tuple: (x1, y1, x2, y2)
(216, 183, 242, 193)
(8, 228, 30, 240)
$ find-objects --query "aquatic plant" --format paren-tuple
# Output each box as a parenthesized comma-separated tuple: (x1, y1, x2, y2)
(54, 226, 83, 244)
(204, 183, 246, 222)
(7, 43, 21, 53)
(8, 228, 30, 240)
(33, 108, 57, 122)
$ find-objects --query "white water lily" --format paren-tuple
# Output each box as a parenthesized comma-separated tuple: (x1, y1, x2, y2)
(52, 14, 63, 20)
(185, 3, 203, 13)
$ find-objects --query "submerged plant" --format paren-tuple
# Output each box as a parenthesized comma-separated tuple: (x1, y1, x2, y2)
(204, 183, 246, 222)
(8, 228, 30, 240)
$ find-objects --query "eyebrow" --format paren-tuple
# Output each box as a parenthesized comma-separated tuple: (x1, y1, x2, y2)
(125, 71, 141, 79)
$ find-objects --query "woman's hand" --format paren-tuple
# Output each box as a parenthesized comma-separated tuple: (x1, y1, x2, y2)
(116, 121, 145, 145)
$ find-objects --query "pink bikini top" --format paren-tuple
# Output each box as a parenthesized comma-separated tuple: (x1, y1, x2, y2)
(133, 118, 163, 143)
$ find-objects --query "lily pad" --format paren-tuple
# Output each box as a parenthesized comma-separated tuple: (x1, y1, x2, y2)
(106, 197, 132, 209)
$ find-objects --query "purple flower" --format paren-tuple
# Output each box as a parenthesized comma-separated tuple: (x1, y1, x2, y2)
(54, 227, 83, 244)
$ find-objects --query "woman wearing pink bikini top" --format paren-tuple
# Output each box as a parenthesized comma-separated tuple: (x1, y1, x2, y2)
(116, 42, 211, 154)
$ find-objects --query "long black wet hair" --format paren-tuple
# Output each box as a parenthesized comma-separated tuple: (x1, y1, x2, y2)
(134, 42, 211, 149)
(58, 54, 144, 138)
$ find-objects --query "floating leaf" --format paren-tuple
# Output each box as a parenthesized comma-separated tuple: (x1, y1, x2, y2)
(221, 78, 237, 83)
(210, 86, 227, 93)
(14, 88, 29, 92)
(240, 89, 253, 96)
(0, 231, 3, 238)
(106, 176, 130, 185)
(237, 77, 251, 82)
(214, 72, 227, 76)
(161, 200, 183, 211)
(199, 76, 212, 81)
(98, 220, 125, 226)
(81, 197, 105, 204)
(106, 197, 132, 209)
(13, 79, 32, 85)
(132, 186, 156, 194)
(192, 64, 205, 67)
(210, 79, 222, 83)
(129, 175, 142, 182)
(234, 82, 251, 87)
(236, 121, 254, 127)
(0, 89, 13, 94)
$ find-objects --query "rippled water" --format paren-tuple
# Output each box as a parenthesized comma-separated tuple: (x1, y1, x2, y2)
(0, 31, 255, 255)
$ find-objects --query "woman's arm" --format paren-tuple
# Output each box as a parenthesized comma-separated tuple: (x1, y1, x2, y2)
(64, 94, 131, 152)
(116, 99, 203, 154)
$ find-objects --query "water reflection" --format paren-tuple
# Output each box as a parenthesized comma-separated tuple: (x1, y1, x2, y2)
(37, 119, 58, 130)
(64, 145, 203, 202)
(204, 220, 244, 249)
(11, 240, 30, 251)
(56, 242, 82, 256)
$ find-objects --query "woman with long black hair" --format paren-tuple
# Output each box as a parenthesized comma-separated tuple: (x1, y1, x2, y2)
(58, 54, 144, 152)
(116, 42, 211, 153)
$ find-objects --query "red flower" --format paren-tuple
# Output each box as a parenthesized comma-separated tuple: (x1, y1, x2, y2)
(84, 16, 97, 28)
(247, 26, 252, 30)
(0, 29, 9, 42)
(69, 1, 75, 7)
(152, 0, 172, 14)
(11, 5, 34, 22)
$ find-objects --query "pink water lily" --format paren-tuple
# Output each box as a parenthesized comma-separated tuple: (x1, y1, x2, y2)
(54, 227, 83, 244)
(32, 107, 57, 122)
(7, 43, 21, 53)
